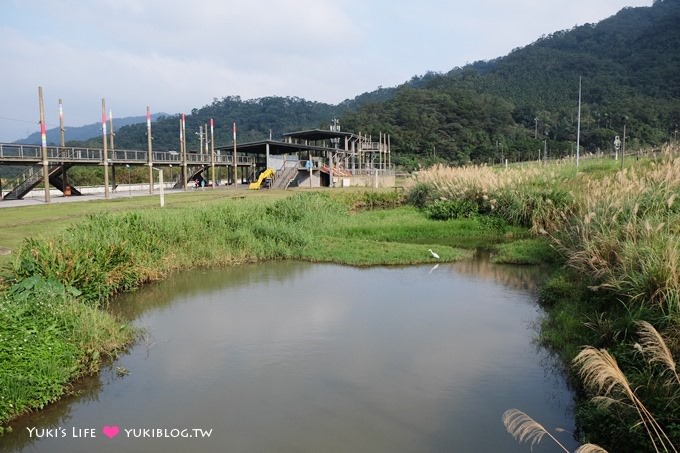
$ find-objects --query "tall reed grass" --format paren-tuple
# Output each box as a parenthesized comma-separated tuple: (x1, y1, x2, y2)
(409, 150, 680, 316)
(410, 163, 576, 233)
(558, 151, 680, 316)
(409, 149, 680, 450)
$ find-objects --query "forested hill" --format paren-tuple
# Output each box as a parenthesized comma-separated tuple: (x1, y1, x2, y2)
(343, 0, 680, 166)
(74, 0, 679, 166)
(73, 96, 345, 152)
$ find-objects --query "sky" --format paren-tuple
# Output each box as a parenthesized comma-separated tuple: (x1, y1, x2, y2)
(0, 0, 651, 142)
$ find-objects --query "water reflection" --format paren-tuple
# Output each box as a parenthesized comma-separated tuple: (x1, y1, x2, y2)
(2, 260, 576, 453)
(109, 262, 311, 320)
(450, 249, 549, 293)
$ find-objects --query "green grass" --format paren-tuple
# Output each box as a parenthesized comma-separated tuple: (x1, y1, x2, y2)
(491, 238, 560, 265)
(0, 277, 134, 430)
(327, 206, 526, 247)
(302, 236, 472, 266)
(0, 189, 292, 268)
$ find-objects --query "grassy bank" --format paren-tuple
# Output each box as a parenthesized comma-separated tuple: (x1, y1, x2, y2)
(0, 189, 291, 269)
(0, 278, 133, 431)
(0, 188, 528, 430)
(409, 151, 680, 451)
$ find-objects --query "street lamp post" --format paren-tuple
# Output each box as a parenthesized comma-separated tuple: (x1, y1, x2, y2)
(534, 117, 538, 140)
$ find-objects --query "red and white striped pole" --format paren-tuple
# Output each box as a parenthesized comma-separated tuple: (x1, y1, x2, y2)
(102, 102, 109, 195)
(58, 99, 65, 147)
(59, 98, 68, 190)
(109, 109, 114, 151)
(38, 87, 50, 202)
(102, 99, 110, 199)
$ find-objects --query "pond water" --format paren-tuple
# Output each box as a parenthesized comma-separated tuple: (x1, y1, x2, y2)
(2, 259, 577, 452)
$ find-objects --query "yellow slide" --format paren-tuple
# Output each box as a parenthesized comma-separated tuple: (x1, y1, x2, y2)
(249, 168, 275, 190)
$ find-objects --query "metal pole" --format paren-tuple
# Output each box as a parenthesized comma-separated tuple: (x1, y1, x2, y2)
(38, 87, 50, 203)
(59, 99, 65, 147)
(534, 118, 538, 140)
(179, 115, 184, 189)
(378, 132, 382, 173)
(181, 113, 187, 191)
(233, 122, 237, 188)
(109, 109, 115, 151)
(198, 125, 204, 158)
(622, 124, 626, 170)
(102, 99, 110, 199)
(59, 98, 67, 190)
(388, 134, 391, 170)
(576, 76, 582, 170)
(147, 106, 153, 194)
(109, 109, 115, 192)
(210, 118, 216, 188)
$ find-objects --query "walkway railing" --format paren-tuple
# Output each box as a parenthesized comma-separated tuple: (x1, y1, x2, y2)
(0, 143, 255, 166)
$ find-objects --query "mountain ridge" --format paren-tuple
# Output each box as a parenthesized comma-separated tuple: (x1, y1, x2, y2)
(14, 113, 169, 145)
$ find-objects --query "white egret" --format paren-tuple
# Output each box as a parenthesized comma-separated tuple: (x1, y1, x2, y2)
(428, 249, 440, 259)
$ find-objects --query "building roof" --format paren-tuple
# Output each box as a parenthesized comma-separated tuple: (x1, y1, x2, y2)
(282, 129, 355, 141)
(215, 139, 336, 156)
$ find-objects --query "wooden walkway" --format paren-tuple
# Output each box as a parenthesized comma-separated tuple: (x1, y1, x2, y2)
(0, 143, 254, 200)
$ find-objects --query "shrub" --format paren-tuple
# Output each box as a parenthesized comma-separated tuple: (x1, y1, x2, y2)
(425, 199, 478, 220)
(405, 182, 438, 209)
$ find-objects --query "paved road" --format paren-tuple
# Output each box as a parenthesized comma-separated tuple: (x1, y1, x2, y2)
(0, 189, 165, 208)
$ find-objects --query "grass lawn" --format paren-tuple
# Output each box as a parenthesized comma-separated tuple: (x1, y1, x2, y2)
(0, 188, 293, 268)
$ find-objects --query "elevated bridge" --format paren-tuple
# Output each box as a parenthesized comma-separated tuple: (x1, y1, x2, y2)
(0, 143, 254, 200)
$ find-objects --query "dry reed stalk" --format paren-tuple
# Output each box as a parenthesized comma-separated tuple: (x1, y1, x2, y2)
(574, 347, 678, 453)
(636, 321, 680, 385)
(502, 409, 571, 452)
(575, 445, 610, 453)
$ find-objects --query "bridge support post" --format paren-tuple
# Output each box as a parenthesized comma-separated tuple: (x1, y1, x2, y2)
(147, 106, 153, 194)
(102, 99, 110, 200)
(180, 113, 188, 191)
(38, 86, 50, 203)
(210, 119, 216, 188)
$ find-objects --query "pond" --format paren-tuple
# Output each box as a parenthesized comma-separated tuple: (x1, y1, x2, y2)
(2, 259, 577, 452)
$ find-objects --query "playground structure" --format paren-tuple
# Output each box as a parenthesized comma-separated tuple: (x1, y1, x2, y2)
(0, 121, 394, 202)
(218, 125, 395, 191)
(249, 168, 275, 190)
